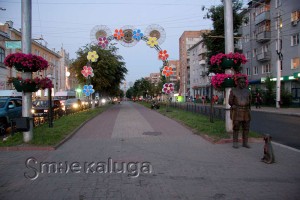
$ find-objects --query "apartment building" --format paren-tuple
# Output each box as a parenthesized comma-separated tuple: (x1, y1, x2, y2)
(168, 60, 179, 83)
(0, 21, 71, 97)
(149, 73, 161, 86)
(179, 30, 210, 99)
(187, 37, 209, 99)
(241, 0, 300, 100)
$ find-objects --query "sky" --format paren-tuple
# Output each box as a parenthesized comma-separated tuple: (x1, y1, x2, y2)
(0, 0, 227, 85)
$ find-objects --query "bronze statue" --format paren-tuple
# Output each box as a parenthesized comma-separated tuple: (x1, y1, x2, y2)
(229, 76, 251, 148)
(261, 134, 275, 164)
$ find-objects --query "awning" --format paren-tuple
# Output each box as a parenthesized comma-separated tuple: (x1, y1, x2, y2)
(249, 79, 261, 84)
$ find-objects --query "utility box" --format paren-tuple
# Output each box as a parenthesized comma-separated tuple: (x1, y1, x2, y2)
(14, 117, 30, 132)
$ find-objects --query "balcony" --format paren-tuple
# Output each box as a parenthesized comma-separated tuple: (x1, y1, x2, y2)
(255, 11, 270, 25)
(257, 51, 271, 62)
(256, 31, 271, 43)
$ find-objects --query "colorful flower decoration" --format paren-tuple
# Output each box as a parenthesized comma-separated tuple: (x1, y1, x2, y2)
(158, 50, 169, 61)
(98, 37, 109, 48)
(146, 37, 158, 48)
(114, 29, 124, 40)
(133, 29, 143, 41)
(162, 66, 173, 77)
(162, 83, 174, 94)
(87, 51, 99, 62)
(83, 85, 95, 97)
(81, 66, 94, 78)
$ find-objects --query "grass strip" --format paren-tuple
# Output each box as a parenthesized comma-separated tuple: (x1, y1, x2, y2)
(139, 101, 260, 142)
(0, 105, 110, 147)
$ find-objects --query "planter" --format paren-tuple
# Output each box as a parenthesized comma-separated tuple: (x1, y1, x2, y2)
(222, 78, 236, 88)
(221, 59, 235, 69)
(13, 80, 39, 92)
(14, 64, 39, 72)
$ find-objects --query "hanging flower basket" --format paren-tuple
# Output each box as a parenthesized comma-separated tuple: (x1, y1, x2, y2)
(209, 52, 247, 73)
(12, 79, 39, 92)
(8, 76, 53, 92)
(222, 78, 236, 88)
(4, 53, 48, 72)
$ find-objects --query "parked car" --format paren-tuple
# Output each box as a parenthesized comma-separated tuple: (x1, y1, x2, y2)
(64, 98, 83, 114)
(31, 99, 64, 126)
(0, 97, 22, 135)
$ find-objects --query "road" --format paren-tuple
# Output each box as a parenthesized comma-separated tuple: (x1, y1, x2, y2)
(250, 111, 300, 149)
(0, 102, 299, 199)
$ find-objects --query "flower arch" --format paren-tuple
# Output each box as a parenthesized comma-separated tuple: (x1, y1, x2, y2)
(89, 24, 174, 97)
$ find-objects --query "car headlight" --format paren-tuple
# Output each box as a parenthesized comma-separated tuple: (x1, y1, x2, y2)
(31, 109, 35, 114)
(73, 103, 78, 108)
(101, 99, 106, 104)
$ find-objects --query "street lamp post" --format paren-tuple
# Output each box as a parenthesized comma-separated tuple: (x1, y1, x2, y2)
(208, 72, 215, 123)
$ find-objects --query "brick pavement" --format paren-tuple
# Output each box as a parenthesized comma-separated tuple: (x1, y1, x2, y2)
(0, 102, 299, 200)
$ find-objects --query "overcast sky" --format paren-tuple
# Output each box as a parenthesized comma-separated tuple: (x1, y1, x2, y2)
(1, 0, 230, 84)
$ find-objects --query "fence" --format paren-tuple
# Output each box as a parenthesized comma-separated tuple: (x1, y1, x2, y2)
(170, 102, 226, 120)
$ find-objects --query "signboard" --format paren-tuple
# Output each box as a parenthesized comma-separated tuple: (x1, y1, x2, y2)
(5, 41, 21, 49)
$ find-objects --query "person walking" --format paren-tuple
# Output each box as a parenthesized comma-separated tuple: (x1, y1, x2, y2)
(255, 92, 262, 109)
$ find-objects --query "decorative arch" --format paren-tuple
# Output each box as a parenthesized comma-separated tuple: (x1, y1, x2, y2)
(88, 24, 174, 96)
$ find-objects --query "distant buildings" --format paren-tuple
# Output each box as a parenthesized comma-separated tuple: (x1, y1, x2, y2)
(0, 21, 73, 97)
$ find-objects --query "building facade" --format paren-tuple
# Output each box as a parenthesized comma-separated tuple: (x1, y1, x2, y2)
(179, 30, 210, 100)
(241, 0, 300, 101)
(0, 21, 71, 98)
(149, 73, 161, 86)
(168, 60, 179, 83)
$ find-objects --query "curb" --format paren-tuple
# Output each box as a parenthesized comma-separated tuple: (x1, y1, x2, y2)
(0, 106, 110, 151)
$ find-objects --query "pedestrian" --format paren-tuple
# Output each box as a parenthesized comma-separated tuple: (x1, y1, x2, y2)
(229, 76, 252, 149)
(255, 92, 262, 108)
(215, 95, 219, 104)
(201, 96, 205, 105)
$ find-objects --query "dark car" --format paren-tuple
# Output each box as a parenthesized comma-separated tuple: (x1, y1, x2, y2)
(64, 98, 83, 114)
(31, 99, 64, 126)
(0, 97, 22, 135)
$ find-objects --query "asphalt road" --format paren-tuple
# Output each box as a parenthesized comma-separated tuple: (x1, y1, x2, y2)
(250, 111, 300, 150)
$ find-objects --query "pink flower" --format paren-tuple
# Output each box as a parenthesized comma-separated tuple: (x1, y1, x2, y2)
(98, 37, 109, 48)
(162, 83, 174, 94)
(4, 53, 48, 71)
(81, 66, 94, 78)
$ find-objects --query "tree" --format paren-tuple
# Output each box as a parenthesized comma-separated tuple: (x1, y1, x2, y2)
(70, 44, 127, 97)
(202, 0, 244, 64)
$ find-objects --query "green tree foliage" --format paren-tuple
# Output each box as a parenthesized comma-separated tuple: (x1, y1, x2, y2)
(202, 0, 244, 66)
(70, 44, 127, 97)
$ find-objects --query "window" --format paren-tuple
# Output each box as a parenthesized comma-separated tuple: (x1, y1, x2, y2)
(246, 68, 251, 76)
(291, 34, 299, 46)
(0, 47, 4, 63)
(291, 11, 300, 22)
(246, 51, 251, 59)
(253, 49, 257, 57)
(291, 57, 300, 69)
(244, 34, 250, 43)
(262, 64, 271, 74)
(276, 0, 282, 8)
(253, 66, 258, 75)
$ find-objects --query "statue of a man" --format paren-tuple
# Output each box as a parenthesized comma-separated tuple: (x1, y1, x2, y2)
(229, 76, 251, 149)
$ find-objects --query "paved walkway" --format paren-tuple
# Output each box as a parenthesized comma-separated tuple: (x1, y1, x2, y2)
(0, 102, 299, 199)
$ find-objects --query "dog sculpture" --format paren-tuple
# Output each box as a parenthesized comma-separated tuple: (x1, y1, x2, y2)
(261, 134, 275, 164)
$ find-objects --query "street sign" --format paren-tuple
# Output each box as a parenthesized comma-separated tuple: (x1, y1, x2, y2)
(5, 41, 21, 49)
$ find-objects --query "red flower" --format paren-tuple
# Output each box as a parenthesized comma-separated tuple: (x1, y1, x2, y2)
(162, 66, 173, 77)
(158, 50, 169, 61)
